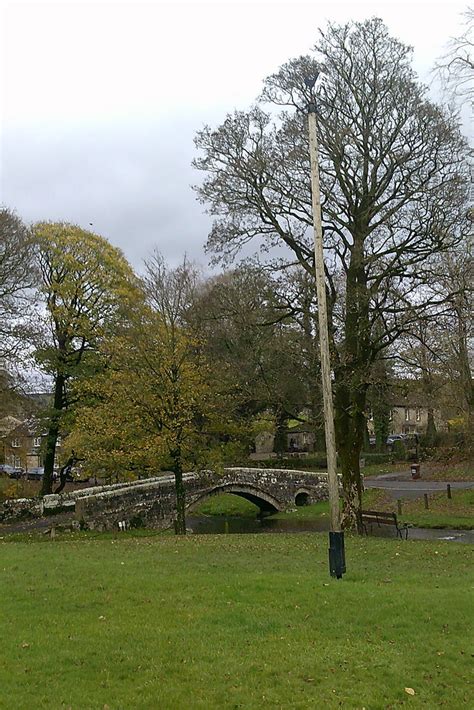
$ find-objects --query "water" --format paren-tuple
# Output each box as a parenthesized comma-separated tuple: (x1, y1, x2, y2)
(186, 515, 329, 535)
(186, 515, 474, 544)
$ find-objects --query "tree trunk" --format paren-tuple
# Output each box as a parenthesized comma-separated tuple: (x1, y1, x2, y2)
(456, 305, 474, 446)
(425, 408, 437, 444)
(273, 406, 287, 461)
(40, 373, 65, 496)
(172, 445, 186, 535)
(334, 381, 365, 533)
(338, 442, 364, 532)
(333, 232, 371, 533)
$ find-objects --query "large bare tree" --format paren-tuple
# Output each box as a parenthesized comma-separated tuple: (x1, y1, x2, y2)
(194, 18, 470, 527)
(434, 8, 474, 103)
(0, 209, 36, 362)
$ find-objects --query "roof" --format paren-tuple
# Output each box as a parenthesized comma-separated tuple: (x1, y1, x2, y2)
(0, 416, 22, 436)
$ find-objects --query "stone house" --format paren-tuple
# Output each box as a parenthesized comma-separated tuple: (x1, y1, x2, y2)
(286, 423, 316, 453)
(367, 395, 443, 437)
(253, 422, 316, 457)
(254, 431, 275, 455)
(1, 418, 62, 472)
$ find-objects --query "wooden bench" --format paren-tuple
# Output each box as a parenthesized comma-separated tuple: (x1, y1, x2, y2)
(361, 510, 409, 539)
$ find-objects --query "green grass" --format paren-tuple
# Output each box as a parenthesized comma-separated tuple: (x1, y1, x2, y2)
(364, 488, 474, 530)
(0, 533, 473, 709)
(195, 493, 259, 517)
(417, 461, 474, 482)
(399, 490, 474, 529)
(362, 462, 402, 478)
(271, 500, 331, 520)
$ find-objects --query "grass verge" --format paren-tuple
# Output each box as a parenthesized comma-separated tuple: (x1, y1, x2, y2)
(361, 489, 474, 530)
(1, 533, 473, 709)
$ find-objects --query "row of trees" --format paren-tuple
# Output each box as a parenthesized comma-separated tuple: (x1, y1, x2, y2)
(1, 18, 472, 531)
(0, 217, 322, 531)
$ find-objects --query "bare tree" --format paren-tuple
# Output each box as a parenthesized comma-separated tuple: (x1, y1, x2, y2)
(140, 253, 201, 534)
(433, 247, 473, 438)
(434, 8, 474, 103)
(0, 208, 36, 362)
(393, 241, 473, 445)
(142, 251, 199, 330)
(194, 19, 470, 527)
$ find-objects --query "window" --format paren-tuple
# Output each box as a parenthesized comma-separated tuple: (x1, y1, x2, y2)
(389, 409, 393, 421)
(368, 411, 374, 421)
(404, 408, 410, 422)
(11, 438, 20, 448)
(416, 409, 421, 422)
(33, 437, 41, 448)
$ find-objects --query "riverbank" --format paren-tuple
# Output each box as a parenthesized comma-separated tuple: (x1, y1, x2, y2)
(1, 533, 472, 708)
(196, 487, 474, 530)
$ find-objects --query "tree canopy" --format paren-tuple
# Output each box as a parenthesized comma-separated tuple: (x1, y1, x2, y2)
(33, 222, 138, 495)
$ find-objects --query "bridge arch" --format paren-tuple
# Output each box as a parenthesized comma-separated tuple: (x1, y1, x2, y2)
(187, 483, 283, 515)
(294, 489, 312, 507)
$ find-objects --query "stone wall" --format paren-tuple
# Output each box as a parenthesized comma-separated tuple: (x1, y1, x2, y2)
(0, 497, 43, 523)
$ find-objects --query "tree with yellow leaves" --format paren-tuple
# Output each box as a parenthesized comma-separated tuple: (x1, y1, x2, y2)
(33, 223, 138, 495)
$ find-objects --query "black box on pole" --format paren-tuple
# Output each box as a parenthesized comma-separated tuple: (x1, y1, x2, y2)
(329, 531, 346, 579)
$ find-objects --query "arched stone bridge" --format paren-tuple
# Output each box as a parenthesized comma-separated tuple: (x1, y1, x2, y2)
(43, 467, 332, 531)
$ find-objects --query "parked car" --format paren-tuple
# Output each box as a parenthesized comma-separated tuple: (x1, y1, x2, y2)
(27, 467, 44, 480)
(9, 467, 25, 479)
(386, 434, 406, 445)
(0, 464, 15, 476)
(0, 464, 24, 478)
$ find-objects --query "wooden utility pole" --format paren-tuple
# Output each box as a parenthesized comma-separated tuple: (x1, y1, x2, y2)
(307, 93, 345, 578)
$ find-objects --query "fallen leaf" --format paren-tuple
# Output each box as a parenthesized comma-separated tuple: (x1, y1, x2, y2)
(21, 643, 30, 649)
(405, 687, 416, 696)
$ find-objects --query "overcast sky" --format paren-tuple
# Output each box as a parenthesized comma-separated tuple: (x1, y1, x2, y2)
(0, 0, 469, 270)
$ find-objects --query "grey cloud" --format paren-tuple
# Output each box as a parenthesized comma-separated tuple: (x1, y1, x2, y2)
(1, 113, 215, 269)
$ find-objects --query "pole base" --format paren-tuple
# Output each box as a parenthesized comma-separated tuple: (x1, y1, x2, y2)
(328, 531, 346, 579)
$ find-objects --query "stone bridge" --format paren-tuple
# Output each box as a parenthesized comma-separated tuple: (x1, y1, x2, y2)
(42, 467, 332, 531)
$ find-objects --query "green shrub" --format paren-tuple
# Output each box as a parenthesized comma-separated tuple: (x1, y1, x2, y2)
(391, 439, 406, 461)
(361, 452, 392, 465)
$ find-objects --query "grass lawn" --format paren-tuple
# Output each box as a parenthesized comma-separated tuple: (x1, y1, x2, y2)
(1, 533, 473, 709)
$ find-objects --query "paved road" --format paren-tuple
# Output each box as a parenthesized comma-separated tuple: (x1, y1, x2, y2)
(364, 478, 474, 500)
